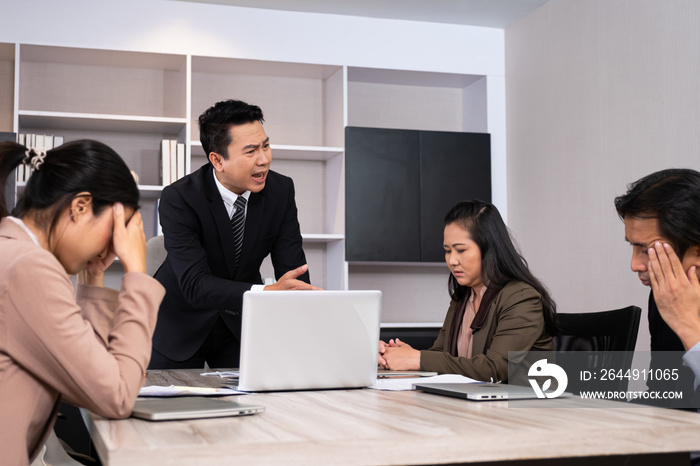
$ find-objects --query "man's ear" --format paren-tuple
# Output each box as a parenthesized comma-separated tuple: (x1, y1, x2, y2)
(209, 152, 224, 171)
(69, 192, 93, 221)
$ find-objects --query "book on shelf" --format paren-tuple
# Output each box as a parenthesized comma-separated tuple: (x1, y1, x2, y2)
(170, 139, 178, 184)
(160, 139, 186, 186)
(24, 134, 35, 182)
(1, 132, 16, 210)
(160, 139, 171, 186)
(16, 133, 25, 182)
(16, 133, 63, 182)
(176, 143, 185, 181)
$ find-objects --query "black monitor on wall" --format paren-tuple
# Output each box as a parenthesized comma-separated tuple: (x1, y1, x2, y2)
(345, 126, 491, 263)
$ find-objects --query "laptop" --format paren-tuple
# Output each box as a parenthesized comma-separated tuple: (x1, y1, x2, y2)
(237, 290, 382, 392)
(131, 397, 265, 421)
(413, 382, 550, 401)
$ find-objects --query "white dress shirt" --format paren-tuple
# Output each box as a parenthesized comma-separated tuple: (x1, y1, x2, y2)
(212, 170, 264, 290)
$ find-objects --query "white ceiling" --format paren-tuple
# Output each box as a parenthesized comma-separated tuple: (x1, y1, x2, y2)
(171, 0, 550, 28)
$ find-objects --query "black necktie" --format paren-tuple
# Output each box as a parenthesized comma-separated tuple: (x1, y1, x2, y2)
(231, 196, 247, 274)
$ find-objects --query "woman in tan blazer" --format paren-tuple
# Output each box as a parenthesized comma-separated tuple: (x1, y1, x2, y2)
(0, 140, 165, 466)
(379, 200, 558, 383)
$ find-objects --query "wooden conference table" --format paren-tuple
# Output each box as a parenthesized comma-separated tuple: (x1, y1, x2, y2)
(81, 369, 700, 465)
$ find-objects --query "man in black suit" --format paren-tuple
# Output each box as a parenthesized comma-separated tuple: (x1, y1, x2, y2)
(150, 99, 319, 369)
(615, 169, 700, 408)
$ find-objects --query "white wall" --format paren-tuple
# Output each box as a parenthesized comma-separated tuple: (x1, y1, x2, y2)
(0, 0, 507, 215)
(506, 0, 700, 350)
(0, 0, 504, 74)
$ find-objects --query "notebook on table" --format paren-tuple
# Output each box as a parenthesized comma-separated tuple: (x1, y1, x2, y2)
(130, 397, 265, 421)
(236, 290, 382, 392)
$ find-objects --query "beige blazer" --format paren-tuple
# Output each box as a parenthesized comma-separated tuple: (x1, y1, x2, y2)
(420, 281, 553, 382)
(0, 218, 165, 466)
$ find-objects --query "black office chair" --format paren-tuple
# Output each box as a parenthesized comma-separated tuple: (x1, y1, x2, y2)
(379, 327, 441, 350)
(554, 305, 641, 392)
(146, 235, 167, 277)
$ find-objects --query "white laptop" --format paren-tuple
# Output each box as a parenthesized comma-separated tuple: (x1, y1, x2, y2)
(237, 290, 382, 392)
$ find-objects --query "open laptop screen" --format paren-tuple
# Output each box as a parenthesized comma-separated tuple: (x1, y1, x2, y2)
(238, 290, 382, 392)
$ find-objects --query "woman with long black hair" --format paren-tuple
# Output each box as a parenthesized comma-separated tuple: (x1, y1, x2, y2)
(379, 200, 557, 382)
(0, 140, 164, 465)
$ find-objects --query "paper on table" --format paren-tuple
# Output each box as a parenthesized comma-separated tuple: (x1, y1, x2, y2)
(201, 371, 240, 378)
(369, 374, 480, 391)
(138, 385, 245, 397)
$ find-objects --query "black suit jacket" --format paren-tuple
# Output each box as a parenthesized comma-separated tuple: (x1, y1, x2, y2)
(152, 164, 309, 361)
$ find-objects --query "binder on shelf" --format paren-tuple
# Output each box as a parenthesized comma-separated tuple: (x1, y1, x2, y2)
(25, 134, 36, 181)
(16, 133, 64, 182)
(169, 139, 177, 183)
(2, 132, 17, 211)
(176, 143, 185, 181)
(43, 134, 54, 152)
(160, 139, 171, 186)
(16, 134, 25, 182)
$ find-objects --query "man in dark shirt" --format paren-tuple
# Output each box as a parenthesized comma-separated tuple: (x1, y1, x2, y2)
(615, 168, 700, 407)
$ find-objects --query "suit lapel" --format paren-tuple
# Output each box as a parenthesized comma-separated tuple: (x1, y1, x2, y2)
(203, 166, 238, 280)
(236, 190, 265, 278)
(471, 295, 498, 355)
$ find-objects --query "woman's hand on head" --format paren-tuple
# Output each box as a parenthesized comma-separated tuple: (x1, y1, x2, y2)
(81, 246, 117, 285)
(111, 203, 147, 274)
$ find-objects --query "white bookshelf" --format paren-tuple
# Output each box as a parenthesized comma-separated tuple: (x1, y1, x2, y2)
(1, 42, 490, 320)
(13, 44, 189, 237)
(17, 111, 187, 133)
(19, 44, 187, 118)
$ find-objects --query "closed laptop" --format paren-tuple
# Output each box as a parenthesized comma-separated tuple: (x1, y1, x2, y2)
(131, 397, 265, 421)
(414, 382, 569, 401)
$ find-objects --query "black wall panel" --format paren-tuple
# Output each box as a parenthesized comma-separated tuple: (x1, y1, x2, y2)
(345, 127, 490, 263)
(419, 131, 491, 262)
(345, 127, 421, 261)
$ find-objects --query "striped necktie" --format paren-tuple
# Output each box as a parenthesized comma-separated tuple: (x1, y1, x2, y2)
(231, 195, 247, 274)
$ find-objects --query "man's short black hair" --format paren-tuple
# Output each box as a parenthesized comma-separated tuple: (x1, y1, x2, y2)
(198, 99, 264, 160)
(615, 168, 700, 258)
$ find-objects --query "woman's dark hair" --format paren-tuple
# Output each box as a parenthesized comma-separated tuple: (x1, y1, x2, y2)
(198, 99, 265, 160)
(0, 139, 139, 243)
(615, 168, 700, 259)
(444, 200, 558, 335)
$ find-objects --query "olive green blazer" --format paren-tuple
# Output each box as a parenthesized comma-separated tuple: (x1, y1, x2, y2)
(420, 281, 553, 382)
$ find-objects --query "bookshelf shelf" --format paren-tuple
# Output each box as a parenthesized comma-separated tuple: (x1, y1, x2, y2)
(18, 111, 186, 134)
(2, 42, 489, 320)
(301, 234, 344, 243)
(138, 184, 165, 193)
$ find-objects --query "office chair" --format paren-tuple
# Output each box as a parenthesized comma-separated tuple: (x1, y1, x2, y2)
(554, 305, 641, 392)
(379, 327, 441, 350)
(146, 235, 167, 277)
